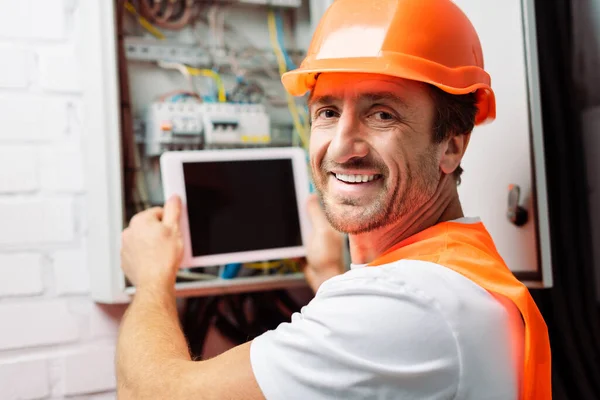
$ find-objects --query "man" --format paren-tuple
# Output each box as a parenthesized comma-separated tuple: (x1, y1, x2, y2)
(117, 0, 551, 398)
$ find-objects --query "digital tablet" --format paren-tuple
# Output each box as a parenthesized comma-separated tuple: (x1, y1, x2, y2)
(160, 147, 311, 268)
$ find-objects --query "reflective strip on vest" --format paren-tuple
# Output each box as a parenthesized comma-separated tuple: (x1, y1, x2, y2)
(368, 221, 551, 400)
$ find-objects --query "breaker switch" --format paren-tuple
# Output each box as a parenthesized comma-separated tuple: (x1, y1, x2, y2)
(160, 121, 173, 132)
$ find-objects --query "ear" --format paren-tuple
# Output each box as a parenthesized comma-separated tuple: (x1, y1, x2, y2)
(439, 133, 471, 175)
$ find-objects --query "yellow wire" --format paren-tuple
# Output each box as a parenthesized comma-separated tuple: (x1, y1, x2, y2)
(186, 67, 227, 103)
(124, 1, 166, 40)
(267, 11, 307, 146)
(297, 105, 310, 136)
(243, 261, 283, 270)
(267, 10, 309, 148)
(125, 2, 226, 102)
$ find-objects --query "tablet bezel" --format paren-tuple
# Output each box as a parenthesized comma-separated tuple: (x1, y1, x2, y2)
(160, 147, 311, 268)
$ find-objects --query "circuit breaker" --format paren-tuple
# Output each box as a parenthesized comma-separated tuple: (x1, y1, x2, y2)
(145, 102, 271, 155)
(145, 102, 204, 156)
(201, 103, 270, 147)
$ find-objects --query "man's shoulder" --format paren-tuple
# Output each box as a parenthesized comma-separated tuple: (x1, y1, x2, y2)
(314, 260, 522, 400)
(320, 259, 517, 331)
(321, 259, 495, 306)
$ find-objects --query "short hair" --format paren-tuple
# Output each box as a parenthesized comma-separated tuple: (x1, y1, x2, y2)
(427, 85, 478, 184)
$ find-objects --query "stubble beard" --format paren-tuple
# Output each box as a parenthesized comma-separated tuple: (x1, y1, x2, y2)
(314, 151, 440, 235)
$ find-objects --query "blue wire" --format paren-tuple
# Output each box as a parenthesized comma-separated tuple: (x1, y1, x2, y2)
(170, 94, 187, 102)
(222, 263, 242, 279)
(275, 11, 297, 70)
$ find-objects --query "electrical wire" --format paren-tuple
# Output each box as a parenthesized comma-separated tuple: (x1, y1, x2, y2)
(125, 5, 224, 102)
(157, 60, 199, 94)
(216, 6, 227, 53)
(185, 66, 227, 102)
(242, 259, 301, 274)
(176, 270, 218, 281)
(151, 0, 175, 25)
(156, 61, 226, 102)
(139, 0, 195, 31)
(133, 144, 151, 210)
(192, 11, 281, 80)
(118, 0, 140, 222)
(182, 296, 220, 359)
(170, 93, 201, 102)
(125, 1, 166, 39)
(207, 4, 219, 55)
(243, 261, 284, 270)
(267, 9, 309, 148)
(297, 105, 311, 135)
(274, 11, 296, 70)
(156, 89, 202, 102)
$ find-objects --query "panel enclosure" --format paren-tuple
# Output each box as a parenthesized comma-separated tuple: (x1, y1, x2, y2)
(83, 0, 551, 303)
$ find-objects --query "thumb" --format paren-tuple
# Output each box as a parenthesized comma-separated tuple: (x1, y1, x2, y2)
(163, 195, 182, 229)
(306, 194, 329, 229)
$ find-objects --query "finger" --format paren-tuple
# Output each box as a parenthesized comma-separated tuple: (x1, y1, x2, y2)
(129, 207, 162, 226)
(163, 195, 182, 229)
(145, 207, 164, 220)
(138, 207, 163, 223)
(306, 194, 330, 229)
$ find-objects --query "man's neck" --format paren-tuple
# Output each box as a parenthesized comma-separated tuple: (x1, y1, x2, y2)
(349, 179, 464, 264)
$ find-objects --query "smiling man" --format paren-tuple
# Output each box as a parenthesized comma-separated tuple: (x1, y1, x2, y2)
(117, 0, 551, 399)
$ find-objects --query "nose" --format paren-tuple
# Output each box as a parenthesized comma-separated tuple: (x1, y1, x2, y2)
(327, 112, 369, 164)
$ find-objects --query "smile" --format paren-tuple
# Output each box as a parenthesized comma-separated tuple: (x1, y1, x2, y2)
(334, 173, 380, 183)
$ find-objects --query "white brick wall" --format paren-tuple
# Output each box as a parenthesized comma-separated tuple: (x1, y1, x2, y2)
(0, 1, 122, 398)
(0, 360, 50, 400)
(0, 45, 32, 88)
(0, 198, 75, 245)
(0, 254, 44, 296)
(52, 249, 90, 295)
(0, 301, 79, 350)
(0, 95, 72, 141)
(0, 147, 38, 193)
(61, 346, 117, 396)
(39, 146, 85, 192)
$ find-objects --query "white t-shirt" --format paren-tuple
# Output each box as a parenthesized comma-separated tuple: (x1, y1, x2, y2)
(250, 260, 524, 399)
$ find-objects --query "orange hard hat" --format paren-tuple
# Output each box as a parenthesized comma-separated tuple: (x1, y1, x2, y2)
(281, 0, 496, 125)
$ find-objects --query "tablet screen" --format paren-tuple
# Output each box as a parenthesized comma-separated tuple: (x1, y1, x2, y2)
(183, 159, 302, 257)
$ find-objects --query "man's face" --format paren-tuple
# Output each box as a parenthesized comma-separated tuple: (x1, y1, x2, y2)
(309, 73, 443, 234)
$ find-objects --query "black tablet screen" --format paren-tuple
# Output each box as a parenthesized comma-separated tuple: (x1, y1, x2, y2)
(183, 159, 302, 257)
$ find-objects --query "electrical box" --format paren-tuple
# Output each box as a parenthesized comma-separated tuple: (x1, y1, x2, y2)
(83, 0, 552, 303)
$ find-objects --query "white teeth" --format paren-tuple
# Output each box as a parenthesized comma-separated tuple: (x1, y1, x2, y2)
(335, 173, 377, 183)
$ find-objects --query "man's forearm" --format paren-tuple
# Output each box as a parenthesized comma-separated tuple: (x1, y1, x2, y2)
(116, 285, 190, 398)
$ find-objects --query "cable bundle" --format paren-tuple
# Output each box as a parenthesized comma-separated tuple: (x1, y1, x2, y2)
(182, 290, 306, 359)
(138, 0, 196, 31)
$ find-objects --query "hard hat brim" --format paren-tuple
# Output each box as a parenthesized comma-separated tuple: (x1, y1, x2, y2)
(282, 54, 496, 125)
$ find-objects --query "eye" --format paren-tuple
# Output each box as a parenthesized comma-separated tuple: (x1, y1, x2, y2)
(372, 111, 394, 121)
(317, 109, 338, 119)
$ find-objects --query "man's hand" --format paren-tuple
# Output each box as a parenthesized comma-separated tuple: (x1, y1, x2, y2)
(120, 195, 184, 292)
(304, 194, 347, 292)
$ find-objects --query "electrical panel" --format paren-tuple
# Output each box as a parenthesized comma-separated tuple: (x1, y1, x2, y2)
(85, 0, 552, 303)
(84, 0, 319, 303)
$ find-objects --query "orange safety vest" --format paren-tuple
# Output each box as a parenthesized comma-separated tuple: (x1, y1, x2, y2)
(368, 221, 551, 399)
